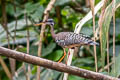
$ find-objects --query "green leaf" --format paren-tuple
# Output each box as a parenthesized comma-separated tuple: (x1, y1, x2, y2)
(72, 57, 94, 70)
(110, 18, 120, 37)
(39, 0, 47, 5)
(17, 47, 27, 53)
(72, 57, 94, 65)
(109, 45, 120, 56)
(42, 42, 56, 57)
(31, 6, 44, 20)
(53, 50, 63, 61)
(7, 19, 32, 32)
(61, 10, 69, 16)
(25, 2, 40, 13)
(13, 63, 39, 80)
(50, 50, 63, 61)
(40, 69, 53, 80)
(55, 0, 71, 6)
(6, 4, 14, 16)
(111, 53, 120, 77)
(81, 27, 93, 36)
(69, 75, 84, 80)
(100, 0, 120, 67)
(29, 46, 38, 56)
(0, 19, 37, 46)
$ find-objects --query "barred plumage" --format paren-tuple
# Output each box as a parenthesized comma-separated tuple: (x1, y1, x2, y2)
(55, 32, 99, 48)
(34, 19, 99, 63)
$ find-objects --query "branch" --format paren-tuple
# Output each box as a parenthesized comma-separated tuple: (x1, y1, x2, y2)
(1, 0, 13, 79)
(37, 0, 56, 80)
(0, 47, 118, 80)
(0, 56, 11, 79)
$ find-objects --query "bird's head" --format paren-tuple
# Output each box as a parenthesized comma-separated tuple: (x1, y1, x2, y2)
(34, 18, 55, 26)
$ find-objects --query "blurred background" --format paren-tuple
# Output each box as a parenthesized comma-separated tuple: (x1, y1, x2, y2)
(0, 0, 120, 80)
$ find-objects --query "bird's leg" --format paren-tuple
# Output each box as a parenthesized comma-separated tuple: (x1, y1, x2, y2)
(58, 48, 66, 63)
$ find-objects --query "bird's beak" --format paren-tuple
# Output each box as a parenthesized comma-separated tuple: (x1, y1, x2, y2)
(34, 22, 45, 26)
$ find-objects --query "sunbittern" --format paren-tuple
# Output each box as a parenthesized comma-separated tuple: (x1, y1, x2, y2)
(34, 19, 99, 63)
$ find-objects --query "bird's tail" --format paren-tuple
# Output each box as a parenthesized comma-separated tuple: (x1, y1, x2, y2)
(89, 41, 99, 46)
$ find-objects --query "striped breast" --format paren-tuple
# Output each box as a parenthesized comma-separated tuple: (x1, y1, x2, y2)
(55, 32, 99, 48)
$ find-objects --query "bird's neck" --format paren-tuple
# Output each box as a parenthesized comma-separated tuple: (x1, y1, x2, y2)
(50, 25, 56, 38)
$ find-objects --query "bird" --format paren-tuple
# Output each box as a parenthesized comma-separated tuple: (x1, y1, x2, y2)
(34, 18, 99, 63)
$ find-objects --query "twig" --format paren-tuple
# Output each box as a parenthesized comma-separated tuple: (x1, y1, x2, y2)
(55, 6, 63, 28)
(107, 27, 110, 74)
(85, 46, 94, 56)
(37, 0, 56, 80)
(1, 0, 13, 79)
(98, 0, 108, 68)
(1, 0, 14, 42)
(89, 0, 98, 72)
(74, 0, 104, 34)
(11, 0, 17, 49)
(112, 0, 116, 74)
(0, 46, 119, 80)
(99, 62, 113, 72)
(25, 13, 30, 80)
(1, 0, 10, 48)
(0, 56, 12, 79)
(69, 2, 87, 14)
(11, 0, 17, 77)
(22, 63, 28, 80)
(85, 0, 90, 7)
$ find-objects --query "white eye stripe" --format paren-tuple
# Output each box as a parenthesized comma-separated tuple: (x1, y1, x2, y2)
(51, 22, 54, 26)
(47, 19, 54, 22)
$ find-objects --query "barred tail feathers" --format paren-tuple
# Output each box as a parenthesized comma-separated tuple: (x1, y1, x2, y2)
(88, 41, 99, 46)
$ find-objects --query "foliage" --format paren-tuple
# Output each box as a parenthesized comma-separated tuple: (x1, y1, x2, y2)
(100, 0, 120, 67)
(0, 0, 120, 80)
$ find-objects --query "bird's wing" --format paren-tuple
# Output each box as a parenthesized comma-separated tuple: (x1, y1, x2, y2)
(55, 32, 70, 47)
(55, 32, 99, 48)
(64, 32, 96, 46)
